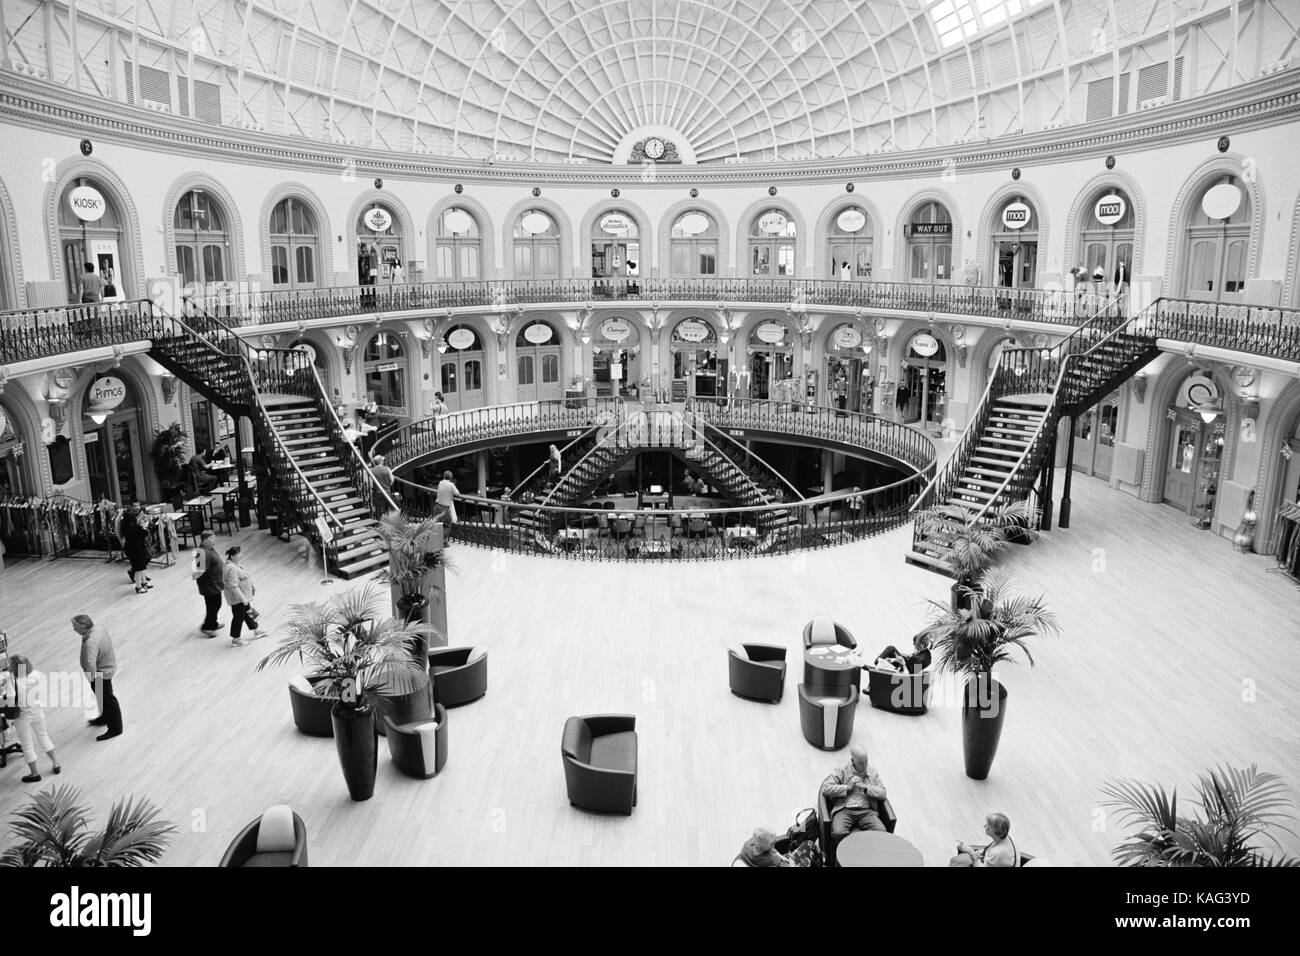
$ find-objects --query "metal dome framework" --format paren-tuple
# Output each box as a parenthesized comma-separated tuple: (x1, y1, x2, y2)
(0, 0, 1295, 163)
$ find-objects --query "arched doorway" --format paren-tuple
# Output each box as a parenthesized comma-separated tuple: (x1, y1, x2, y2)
(991, 196, 1039, 290)
(669, 210, 718, 276)
(1077, 187, 1135, 292)
(825, 324, 873, 411)
(748, 208, 796, 277)
(592, 316, 638, 398)
(904, 200, 953, 283)
(590, 210, 640, 296)
(356, 203, 404, 289)
(670, 318, 726, 399)
(0, 399, 31, 497)
(1182, 176, 1251, 303)
(173, 189, 232, 291)
(899, 331, 948, 427)
(58, 177, 130, 303)
(269, 196, 320, 290)
(82, 374, 147, 505)
(1162, 369, 1227, 521)
(440, 325, 486, 411)
(515, 320, 562, 402)
(287, 338, 331, 395)
(828, 206, 873, 281)
(747, 320, 795, 400)
(435, 207, 483, 280)
(513, 209, 560, 278)
(362, 330, 406, 409)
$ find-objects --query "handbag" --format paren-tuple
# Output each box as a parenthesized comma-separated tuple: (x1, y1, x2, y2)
(244, 606, 260, 630)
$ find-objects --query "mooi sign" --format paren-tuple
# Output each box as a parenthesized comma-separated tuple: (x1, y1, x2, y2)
(363, 207, 393, 232)
(600, 318, 631, 342)
(1094, 194, 1127, 226)
(68, 185, 107, 223)
(88, 376, 127, 410)
(1001, 202, 1031, 230)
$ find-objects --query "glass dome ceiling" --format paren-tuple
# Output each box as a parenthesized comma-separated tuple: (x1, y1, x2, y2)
(2, 0, 1292, 164)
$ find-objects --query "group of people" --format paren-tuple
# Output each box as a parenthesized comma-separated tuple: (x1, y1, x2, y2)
(192, 530, 264, 647)
(738, 744, 1020, 867)
(187, 442, 232, 495)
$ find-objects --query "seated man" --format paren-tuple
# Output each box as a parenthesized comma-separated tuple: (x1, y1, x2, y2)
(873, 633, 932, 674)
(188, 451, 217, 494)
(821, 744, 888, 843)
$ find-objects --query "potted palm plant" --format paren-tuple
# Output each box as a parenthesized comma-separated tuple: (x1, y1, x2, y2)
(375, 511, 455, 659)
(917, 569, 1060, 780)
(256, 583, 435, 801)
(1102, 764, 1299, 866)
(0, 785, 174, 866)
(150, 423, 191, 502)
(914, 499, 1039, 611)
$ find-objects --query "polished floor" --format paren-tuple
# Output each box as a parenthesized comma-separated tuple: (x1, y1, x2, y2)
(0, 471, 1296, 866)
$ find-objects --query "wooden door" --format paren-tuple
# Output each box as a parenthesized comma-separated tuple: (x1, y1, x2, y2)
(1164, 415, 1200, 512)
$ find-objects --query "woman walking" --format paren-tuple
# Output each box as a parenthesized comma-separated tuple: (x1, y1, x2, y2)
(6, 656, 60, 783)
(122, 508, 153, 594)
(222, 546, 263, 647)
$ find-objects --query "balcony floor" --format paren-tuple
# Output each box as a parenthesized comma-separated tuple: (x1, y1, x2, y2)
(0, 469, 1294, 866)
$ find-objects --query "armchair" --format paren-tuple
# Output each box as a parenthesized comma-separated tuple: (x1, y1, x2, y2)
(797, 683, 858, 750)
(865, 664, 933, 715)
(802, 616, 857, 650)
(384, 703, 449, 779)
(727, 643, 787, 703)
(816, 789, 897, 867)
(375, 669, 433, 737)
(218, 805, 308, 867)
(288, 676, 333, 737)
(427, 646, 488, 707)
(561, 714, 638, 815)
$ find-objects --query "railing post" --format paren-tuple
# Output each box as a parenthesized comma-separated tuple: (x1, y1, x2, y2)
(1059, 414, 1075, 529)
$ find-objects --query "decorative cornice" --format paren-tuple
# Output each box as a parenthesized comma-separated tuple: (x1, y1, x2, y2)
(3, 71, 1299, 187)
(0, 175, 24, 309)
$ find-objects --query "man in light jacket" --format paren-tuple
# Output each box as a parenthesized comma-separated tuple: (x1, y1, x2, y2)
(73, 614, 121, 741)
(820, 745, 888, 845)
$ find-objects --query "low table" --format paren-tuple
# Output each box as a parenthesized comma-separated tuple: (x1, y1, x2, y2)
(804, 644, 863, 694)
(836, 831, 924, 868)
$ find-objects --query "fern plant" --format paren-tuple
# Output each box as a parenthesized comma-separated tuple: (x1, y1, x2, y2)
(0, 786, 174, 867)
(1102, 764, 1300, 867)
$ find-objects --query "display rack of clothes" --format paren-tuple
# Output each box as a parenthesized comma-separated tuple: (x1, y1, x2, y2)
(1270, 501, 1300, 584)
(0, 496, 49, 562)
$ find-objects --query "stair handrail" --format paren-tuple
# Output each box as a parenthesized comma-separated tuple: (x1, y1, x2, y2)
(510, 415, 615, 502)
(666, 413, 777, 506)
(537, 411, 647, 506)
(685, 413, 804, 503)
(961, 300, 1162, 527)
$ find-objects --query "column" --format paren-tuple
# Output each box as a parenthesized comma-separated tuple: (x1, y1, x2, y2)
(476, 450, 488, 496)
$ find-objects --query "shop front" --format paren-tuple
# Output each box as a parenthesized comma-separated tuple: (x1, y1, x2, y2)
(898, 331, 948, 428)
(357, 204, 403, 291)
(59, 179, 129, 304)
(590, 212, 640, 296)
(362, 330, 407, 410)
(827, 206, 873, 280)
(992, 197, 1039, 291)
(439, 325, 487, 411)
(904, 201, 953, 283)
(748, 208, 796, 277)
(515, 320, 562, 402)
(1073, 389, 1121, 479)
(592, 317, 638, 398)
(669, 318, 727, 400)
(746, 321, 795, 401)
(82, 374, 148, 506)
(824, 324, 873, 412)
(1163, 371, 1226, 524)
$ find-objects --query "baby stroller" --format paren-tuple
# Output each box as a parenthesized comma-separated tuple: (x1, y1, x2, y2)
(0, 632, 24, 768)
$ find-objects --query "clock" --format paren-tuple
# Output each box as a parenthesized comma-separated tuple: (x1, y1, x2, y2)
(643, 137, 666, 160)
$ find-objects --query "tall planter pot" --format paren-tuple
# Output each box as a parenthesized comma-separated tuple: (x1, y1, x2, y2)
(396, 593, 430, 663)
(331, 702, 378, 801)
(951, 577, 977, 613)
(961, 676, 1008, 781)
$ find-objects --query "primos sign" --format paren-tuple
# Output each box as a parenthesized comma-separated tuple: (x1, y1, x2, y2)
(68, 185, 107, 222)
(88, 376, 127, 411)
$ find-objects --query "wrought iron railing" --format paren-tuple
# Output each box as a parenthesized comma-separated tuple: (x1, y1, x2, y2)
(1148, 299, 1300, 359)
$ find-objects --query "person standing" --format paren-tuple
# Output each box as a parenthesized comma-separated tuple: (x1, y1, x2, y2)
(122, 508, 153, 594)
(73, 614, 121, 741)
(6, 655, 60, 782)
(840, 260, 852, 281)
(222, 546, 263, 648)
(548, 443, 563, 478)
(194, 530, 226, 635)
(428, 391, 449, 418)
(78, 262, 105, 304)
(435, 470, 460, 526)
(371, 455, 397, 500)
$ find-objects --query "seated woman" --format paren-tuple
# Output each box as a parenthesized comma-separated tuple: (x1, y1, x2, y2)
(872, 633, 932, 673)
(737, 826, 791, 867)
(950, 812, 1018, 867)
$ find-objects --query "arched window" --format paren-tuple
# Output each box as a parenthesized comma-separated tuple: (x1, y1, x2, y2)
(905, 201, 952, 282)
(828, 206, 873, 280)
(670, 211, 718, 276)
(362, 331, 405, 409)
(1077, 188, 1135, 288)
(515, 320, 562, 401)
(991, 196, 1039, 289)
(1183, 176, 1251, 303)
(270, 197, 319, 289)
(591, 210, 640, 281)
(513, 209, 560, 279)
(435, 207, 481, 280)
(748, 208, 796, 277)
(356, 204, 404, 285)
(440, 325, 486, 411)
(58, 177, 129, 303)
(174, 189, 230, 287)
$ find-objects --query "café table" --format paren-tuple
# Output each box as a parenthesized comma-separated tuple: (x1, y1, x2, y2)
(835, 831, 924, 868)
(804, 644, 863, 694)
(184, 495, 216, 527)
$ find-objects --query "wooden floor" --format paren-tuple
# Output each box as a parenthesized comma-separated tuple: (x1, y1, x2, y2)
(1, 471, 1297, 867)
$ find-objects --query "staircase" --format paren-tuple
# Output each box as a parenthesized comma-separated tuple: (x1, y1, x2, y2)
(906, 304, 1162, 575)
(149, 301, 396, 578)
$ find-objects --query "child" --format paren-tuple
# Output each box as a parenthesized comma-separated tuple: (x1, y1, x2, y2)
(6, 655, 60, 782)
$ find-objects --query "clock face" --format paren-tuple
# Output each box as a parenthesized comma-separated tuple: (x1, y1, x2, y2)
(1233, 367, 1257, 389)
(644, 137, 665, 160)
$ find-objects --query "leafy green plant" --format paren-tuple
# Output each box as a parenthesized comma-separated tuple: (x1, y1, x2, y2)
(0, 785, 174, 867)
(916, 569, 1060, 680)
(915, 499, 1039, 582)
(373, 512, 448, 597)
(1102, 765, 1300, 867)
(255, 581, 434, 711)
(149, 423, 190, 498)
